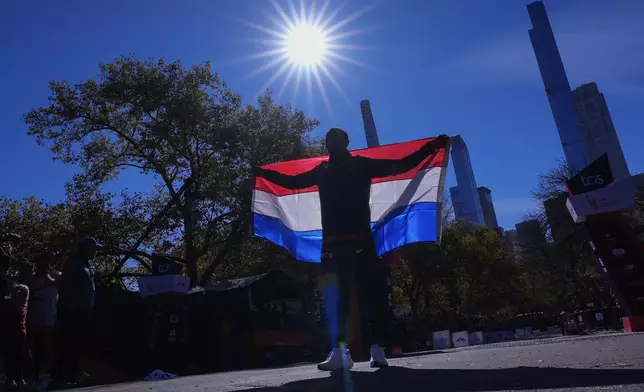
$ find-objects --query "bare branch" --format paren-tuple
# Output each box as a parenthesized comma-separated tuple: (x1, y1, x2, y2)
(199, 218, 246, 286)
(107, 178, 194, 278)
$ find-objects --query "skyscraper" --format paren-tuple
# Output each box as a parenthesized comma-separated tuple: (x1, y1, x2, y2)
(527, 1, 589, 172)
(572, 82, 630, 180)
(360, 100, 380, 148)
(477, 186, 499, 229)
(449, 185, 465, 222)
(450, 135, 485, 226)
(504, 229, 519, 255)
(515, 219, 546, 247)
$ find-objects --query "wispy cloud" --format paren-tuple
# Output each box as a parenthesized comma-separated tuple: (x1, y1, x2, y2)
(428, 1, 644, 96)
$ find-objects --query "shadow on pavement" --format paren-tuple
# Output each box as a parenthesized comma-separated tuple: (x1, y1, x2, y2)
(238, 366, 644, 391)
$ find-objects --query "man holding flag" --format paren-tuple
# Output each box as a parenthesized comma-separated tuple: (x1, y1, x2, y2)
(254, 128, 449, 370)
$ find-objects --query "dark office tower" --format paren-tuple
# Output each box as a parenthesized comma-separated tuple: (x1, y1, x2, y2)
(572, 82, 630, 180)
(515, 219, 546, 248)
(477, 186, 499, 229)
(450, 186, 465, 222)
(504, 229, 519, 256)
(360, 100, 380, 148)
(450, 136, 485, 226)
(528, 1, 589, 172)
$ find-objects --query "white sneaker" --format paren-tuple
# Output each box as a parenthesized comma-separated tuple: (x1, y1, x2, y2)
(317, 347, 354, 371)
(370, 344, 389, 368)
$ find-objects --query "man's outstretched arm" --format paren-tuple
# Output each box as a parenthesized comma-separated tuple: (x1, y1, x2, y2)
(254, 166, 318, 190)
(363, 135, 450, 178)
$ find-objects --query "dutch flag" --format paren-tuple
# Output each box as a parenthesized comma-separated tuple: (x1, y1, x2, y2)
(252, 137, 450, 262)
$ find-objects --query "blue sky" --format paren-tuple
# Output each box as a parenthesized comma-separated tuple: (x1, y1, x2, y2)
(1, 0, 643, 230)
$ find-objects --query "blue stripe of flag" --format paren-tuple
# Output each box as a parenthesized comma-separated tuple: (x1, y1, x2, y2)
(253, 202, 438, 262)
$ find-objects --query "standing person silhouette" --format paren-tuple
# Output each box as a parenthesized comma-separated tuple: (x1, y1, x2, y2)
(55, 237, 102, 386)
(26, 254, 60, 392)
(256, 128, 449, 370)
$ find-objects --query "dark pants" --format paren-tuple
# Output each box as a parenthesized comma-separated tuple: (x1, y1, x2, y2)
(1, 331, 27, 383)
(53, 311, 91, 382)
(321, 240, 393, 349)
(28, 326, 54, 379)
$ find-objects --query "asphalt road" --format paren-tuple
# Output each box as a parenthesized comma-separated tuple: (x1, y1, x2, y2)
(75, 333, 644, 392)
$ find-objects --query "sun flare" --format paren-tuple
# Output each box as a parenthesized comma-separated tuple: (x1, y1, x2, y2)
(285, 24, 327, 66)
(237, 0, 375, 113)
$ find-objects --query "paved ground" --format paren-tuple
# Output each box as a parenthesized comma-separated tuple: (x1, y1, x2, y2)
(74, 333, 644, 392)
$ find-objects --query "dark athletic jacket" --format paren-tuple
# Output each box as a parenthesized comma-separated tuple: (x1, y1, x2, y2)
(58, 254, 95, 314)
(258, 140, 441, 242)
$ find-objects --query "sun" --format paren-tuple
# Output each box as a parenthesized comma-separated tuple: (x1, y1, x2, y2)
(285, 24, 327, 66)
(237, 1, 375, 114)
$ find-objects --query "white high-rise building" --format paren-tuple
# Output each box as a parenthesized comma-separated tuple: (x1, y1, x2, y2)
(572, 82, 630, 180)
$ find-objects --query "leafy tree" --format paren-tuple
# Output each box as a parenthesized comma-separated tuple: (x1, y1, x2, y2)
(24, 56, 323, 286)
(0, 196, 71, 267)
(392, 221, 520, 328)
(0, 191, 152, 282)
(521, 160, 612, 311)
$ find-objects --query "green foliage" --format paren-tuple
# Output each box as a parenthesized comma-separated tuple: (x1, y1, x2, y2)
(0, 192, 151, 280)
(392, 223, 520, 326)
(23, 55, 324, 286)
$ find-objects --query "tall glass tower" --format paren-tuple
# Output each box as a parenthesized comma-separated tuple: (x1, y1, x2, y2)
(360, 100, 380, 148)
(450, 136, 485, 226)
(572, 82, 630, 180)
(528, 1, 589, 172)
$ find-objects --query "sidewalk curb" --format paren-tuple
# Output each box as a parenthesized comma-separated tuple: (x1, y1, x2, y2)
(398, 331, 644, 357)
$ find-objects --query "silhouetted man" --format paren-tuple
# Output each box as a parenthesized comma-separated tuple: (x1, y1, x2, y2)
(26, 254, 60, 392)
(256, 128, 448, 370)
(0, 234, 30, 389)
(55, 237, 102, 385)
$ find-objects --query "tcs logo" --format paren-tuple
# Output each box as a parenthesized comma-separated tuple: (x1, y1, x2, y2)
(581, 175, 604, 187)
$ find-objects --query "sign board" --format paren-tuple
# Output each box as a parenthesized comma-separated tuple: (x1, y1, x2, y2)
(138, 275, 190, 297)
(502, 330, 515, 341)
(468, 331, 483, 345)
(432, 330, 452, 350)
(452, 331, 469, 348)
(566, 153, 613, 195)
(566, 198, 586, 223)
(483, 331, 502, 343)
(151, 254, 184, 276)
(566, 176, 636, 222)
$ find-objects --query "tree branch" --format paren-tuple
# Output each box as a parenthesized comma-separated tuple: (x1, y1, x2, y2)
(199, 218, 246, 286)
(80, 111, 182, 209)
(198, 210, 237, 256)
(104, 249, 154, 273)
(115, 163, 147, 170)
(107, 178, 194, 279)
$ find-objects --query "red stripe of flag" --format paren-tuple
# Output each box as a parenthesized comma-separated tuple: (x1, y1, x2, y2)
(255, 137, 447, 197)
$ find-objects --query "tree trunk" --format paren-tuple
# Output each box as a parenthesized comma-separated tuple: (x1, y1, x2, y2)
(184, 197, 198, 286)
